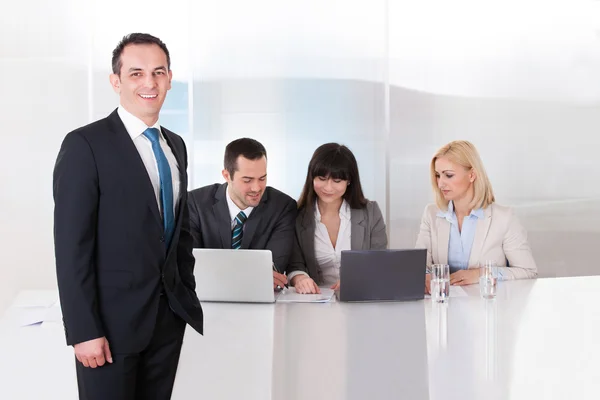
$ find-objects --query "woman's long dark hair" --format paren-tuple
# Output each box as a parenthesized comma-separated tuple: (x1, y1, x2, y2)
(297, 143, 368, 210)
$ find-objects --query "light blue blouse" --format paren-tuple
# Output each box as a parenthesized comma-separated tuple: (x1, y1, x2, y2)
(436, 201, 484, 273)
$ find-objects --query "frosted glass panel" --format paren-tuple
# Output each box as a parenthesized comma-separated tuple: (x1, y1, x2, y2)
(388, 0, 600, 277)
(189, 0, 387, 205)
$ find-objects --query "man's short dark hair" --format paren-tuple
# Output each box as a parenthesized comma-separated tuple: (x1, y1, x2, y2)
(111, 33, 171, 75)
(224, 138, 267, 178)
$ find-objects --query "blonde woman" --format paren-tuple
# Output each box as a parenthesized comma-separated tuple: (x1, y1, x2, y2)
(416, 140, 537, 292)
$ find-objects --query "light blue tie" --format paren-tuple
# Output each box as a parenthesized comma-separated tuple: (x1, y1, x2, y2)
(143, 128, 175, 248)
(231, 211, 248, 249)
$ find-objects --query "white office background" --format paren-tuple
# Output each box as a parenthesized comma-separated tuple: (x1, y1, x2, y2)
(1, 0, 600, 313)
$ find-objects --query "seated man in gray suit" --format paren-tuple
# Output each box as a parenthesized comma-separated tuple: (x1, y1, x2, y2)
(188, 138, 296, 289)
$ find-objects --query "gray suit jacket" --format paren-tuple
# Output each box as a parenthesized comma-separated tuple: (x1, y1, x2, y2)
(188, 183, 297, 271)
(287, 200, 387, 284)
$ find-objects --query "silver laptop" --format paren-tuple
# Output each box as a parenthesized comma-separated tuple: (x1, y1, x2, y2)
(337, 249, 427, 302)
(193, 249, 276, 303)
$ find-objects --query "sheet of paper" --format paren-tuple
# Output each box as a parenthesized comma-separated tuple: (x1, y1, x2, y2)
(43, 303, 63, 323)
(17, 308, 51, 327)
(14, 304, 62, 327)
(425, 285, 469, 299)
(276, 287, 335, 303)
(12, 290, 58, 308)
(7, 290, 63, 327)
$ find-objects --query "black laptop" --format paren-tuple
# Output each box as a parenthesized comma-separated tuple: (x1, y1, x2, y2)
(337, 249, 427, 302)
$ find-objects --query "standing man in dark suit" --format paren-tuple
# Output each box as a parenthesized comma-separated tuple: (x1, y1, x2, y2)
(53, 33, 203, 400)
(188, 138, 296, 289)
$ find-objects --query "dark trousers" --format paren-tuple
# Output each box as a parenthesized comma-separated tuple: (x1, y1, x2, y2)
(76, 295, 187, 400)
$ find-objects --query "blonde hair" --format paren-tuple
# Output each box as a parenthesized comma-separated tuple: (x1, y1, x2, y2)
(430, 140, 495, 211)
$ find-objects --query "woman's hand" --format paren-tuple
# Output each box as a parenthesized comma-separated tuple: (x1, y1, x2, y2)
(291, 275, 321, 294)
(425, 274, 431, 294)
(450, 269, 479, 285)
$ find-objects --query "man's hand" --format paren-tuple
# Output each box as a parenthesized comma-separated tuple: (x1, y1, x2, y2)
(273, 271, 288, 290)
(330, 280, 340, 291)
(74, 337, 113, 368)
(291, 275, 320, 294)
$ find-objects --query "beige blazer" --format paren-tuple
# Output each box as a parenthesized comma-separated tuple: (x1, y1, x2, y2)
(415, 203, 537, 280)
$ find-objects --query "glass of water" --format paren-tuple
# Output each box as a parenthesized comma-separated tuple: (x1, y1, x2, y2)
(430, 264, 450, 303)
(479, 261, 498, 299)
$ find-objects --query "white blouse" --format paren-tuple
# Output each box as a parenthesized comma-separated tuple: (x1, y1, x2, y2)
(314, 200, 352, 286)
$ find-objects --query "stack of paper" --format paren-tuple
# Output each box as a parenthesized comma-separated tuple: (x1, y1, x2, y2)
(276, 287, 335, 303)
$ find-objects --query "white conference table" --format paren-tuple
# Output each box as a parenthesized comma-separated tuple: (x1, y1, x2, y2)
(1, 277, 600, 400)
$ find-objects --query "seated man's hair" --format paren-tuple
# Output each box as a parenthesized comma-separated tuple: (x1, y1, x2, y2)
(224, 138, 267, 177)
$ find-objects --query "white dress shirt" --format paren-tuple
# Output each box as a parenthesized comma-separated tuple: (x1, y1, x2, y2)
(314, 200, 352, 286)
(226, 187, 254, 229)
(118, 106, 180, 214)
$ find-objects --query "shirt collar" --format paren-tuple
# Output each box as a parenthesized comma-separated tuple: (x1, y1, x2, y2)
(437, 201, 484, 221)
(471, 207, 485, 219)
(117, 105, 163, 141)
(226, 186, 254, 223)
(314, 199, 351, 221)
(436, 201, 454, 220)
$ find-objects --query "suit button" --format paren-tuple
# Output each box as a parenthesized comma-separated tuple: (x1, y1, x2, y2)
(160, 236, 165, 242)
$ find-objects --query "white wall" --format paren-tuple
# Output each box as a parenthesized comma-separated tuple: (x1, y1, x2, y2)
(2, 0, 599, 313)
(0, 0, 90, 312)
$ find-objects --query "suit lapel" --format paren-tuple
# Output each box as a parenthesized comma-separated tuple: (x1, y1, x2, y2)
(435, 216, 450, 265)
(213, 184, 233, 248)
(106, 110, 162, 229)
(350, 208, 366, 250)
(468, 206, 493, 267)
(299, 207, 317, 277)
(299, 225, 315, 260)
(162, 127, 186, 203)
(241, 213, 259, 249)
(241, 190, 268, 249)
(161, 127, 186, 255)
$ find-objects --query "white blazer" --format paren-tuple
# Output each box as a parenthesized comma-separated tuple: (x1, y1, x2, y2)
(415, 203, 537, 280)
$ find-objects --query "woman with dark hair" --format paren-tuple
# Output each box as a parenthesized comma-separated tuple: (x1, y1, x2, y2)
(287, 143, 388, 294)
